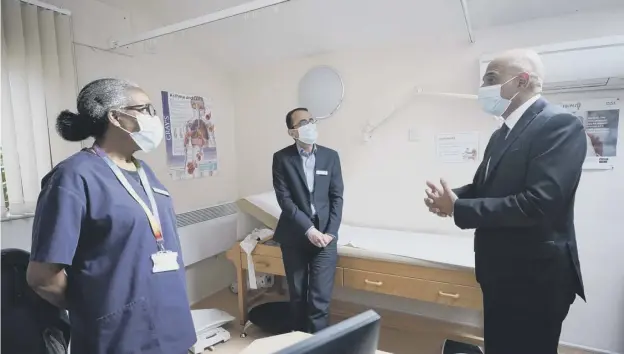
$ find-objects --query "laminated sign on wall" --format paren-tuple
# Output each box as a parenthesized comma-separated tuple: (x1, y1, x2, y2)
(161, 91, 218, 179)
(559, 98, 620, 170)
(435, 132, 480, 163)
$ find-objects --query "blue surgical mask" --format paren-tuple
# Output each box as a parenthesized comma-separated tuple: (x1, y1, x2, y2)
(477, 76, 520, 117)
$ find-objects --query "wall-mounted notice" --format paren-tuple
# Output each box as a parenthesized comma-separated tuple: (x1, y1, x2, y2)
(559, 98, 620, 170)
(161, 91, 218, 179)
(435, 132, 479, 163)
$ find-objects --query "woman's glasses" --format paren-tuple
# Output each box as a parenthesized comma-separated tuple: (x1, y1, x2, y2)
(122, 104, 157, 117)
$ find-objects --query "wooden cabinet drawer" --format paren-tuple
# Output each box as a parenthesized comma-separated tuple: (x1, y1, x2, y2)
(243, 255, 286, 276)
(334, 267, 344, 287)
(243, 256, 343, 288)
(343, 269, 482, 310)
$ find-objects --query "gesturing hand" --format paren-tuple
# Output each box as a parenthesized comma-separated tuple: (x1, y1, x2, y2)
(307, 228, 329, 248)
(424, 179, 458, 217)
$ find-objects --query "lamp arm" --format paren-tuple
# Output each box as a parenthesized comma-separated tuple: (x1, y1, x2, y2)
(363, 88, 477, 142)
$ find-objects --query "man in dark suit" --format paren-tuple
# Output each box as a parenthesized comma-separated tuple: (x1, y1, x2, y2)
(272, 107, 344, 333)
(425, 49, 586, 354)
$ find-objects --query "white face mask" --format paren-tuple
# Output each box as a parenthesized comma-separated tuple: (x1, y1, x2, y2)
(122, 113, 164, 152)
(477, 76, 520, 117)
(297, 123, 318, 145)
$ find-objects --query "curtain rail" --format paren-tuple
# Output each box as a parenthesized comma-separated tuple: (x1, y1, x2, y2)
(20, 0, 71, 15)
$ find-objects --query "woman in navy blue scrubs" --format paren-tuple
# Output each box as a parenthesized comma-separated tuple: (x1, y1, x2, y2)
(26, 79, 196, 353)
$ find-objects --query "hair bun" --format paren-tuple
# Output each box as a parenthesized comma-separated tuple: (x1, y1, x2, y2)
(56, 110, 93, 142)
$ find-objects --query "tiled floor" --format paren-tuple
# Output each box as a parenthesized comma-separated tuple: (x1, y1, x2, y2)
(192, 288, 593, 354)
(192, 288, 481, 354)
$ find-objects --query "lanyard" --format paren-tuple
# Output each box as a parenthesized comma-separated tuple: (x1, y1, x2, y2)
(92, 146, 166, 251)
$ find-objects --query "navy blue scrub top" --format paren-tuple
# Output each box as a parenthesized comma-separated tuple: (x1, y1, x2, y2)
(30, 151, 196, 354)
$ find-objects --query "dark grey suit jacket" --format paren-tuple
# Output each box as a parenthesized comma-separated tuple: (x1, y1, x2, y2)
(272, 144, 344, 246)
(453, 98, 586, 300)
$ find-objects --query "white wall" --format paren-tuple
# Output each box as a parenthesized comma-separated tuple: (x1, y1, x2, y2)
(1, 0, 238, 303)
(2, 2, 623, 351)
(232, 10, 624, 353)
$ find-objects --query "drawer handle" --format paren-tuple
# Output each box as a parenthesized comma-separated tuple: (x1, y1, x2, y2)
(438, 291, 460, 299)
(256, 261, 270, 267)
(364, 279, 383, 286)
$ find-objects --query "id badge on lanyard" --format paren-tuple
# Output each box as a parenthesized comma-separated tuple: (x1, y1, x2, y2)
(92, 146, 179, 273)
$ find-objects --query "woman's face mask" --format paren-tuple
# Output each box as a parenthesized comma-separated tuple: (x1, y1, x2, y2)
(129, 113, 164, 152)
(118, 111, 164, 152)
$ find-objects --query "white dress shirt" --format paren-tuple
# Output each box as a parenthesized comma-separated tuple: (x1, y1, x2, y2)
(450, 94, 541, 218)
(485, 94, 541, 176)
(297, 144, 317, 216)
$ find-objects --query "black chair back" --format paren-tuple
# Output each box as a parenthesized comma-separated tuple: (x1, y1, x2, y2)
(1, 248, 70, 354)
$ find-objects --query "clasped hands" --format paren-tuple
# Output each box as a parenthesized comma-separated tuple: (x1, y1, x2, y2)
(307, 228, 333, 248)
(424, 178, 457, 218)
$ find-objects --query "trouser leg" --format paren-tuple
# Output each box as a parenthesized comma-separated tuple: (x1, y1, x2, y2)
(482, 276, 575, 354)
(281, 244, 310, 332)
(307, 238, 338, 333)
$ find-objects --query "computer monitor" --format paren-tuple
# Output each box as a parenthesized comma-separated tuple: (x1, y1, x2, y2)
(274, 310, 381, 354)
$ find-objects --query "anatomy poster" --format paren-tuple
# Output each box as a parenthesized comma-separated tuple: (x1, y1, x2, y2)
(161, 91, 218, 179)
(435, 132, 479, 163)
(559, 98, 620, 169)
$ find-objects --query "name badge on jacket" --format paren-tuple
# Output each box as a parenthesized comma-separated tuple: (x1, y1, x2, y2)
(316, 170, 328, 176)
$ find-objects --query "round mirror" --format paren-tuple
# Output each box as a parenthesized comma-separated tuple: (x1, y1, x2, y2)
(298, 65, 344, 120)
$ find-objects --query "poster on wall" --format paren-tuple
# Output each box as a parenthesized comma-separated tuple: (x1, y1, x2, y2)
(161, 91, 218, 180)
(559, 97, 620, 170)
(435, 132, 479, 163)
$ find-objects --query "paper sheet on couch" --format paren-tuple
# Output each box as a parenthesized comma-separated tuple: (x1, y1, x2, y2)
(244, 191, 474, 268)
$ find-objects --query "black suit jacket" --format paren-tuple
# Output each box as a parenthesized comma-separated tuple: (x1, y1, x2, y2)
(453, 98, 586, 300)
(272, 144, 344, 246)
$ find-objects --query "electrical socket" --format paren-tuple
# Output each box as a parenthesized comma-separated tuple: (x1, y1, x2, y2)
(408, 128, 419, 142)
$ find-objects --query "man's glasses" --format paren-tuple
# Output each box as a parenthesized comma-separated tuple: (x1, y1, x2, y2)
(292, 118, 317, 129)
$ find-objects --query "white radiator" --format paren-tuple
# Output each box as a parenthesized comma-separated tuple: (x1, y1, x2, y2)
(176, 203, 238, 267)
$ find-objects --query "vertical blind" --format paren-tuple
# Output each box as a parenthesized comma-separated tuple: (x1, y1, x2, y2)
(1, 0, 77, 217)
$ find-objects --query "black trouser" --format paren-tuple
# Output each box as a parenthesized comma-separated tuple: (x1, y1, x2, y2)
(280, 219, 338, 333)
(481, 271, 577, 354)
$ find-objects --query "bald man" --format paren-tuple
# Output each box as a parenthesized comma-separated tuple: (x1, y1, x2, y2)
(425, 50, 586, 353)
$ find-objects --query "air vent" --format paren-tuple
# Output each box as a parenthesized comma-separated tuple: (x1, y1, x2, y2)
(176, 202, 238, 228)
(481, 37, 624, 95)
(543, 78, 609, 91)
(543, 77, 624, 93)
